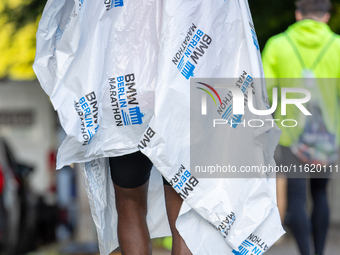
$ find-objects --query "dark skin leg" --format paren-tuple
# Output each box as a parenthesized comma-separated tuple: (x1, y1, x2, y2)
(114, 181, 151, 255)
(164, 185, 193, 255)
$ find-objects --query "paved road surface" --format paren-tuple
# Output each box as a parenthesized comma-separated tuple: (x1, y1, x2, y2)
(28, 226, 340, 255)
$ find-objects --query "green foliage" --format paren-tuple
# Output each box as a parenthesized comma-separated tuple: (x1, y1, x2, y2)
(2, 0, 45, 30)
(329, 2, 340, 32)
(0, 0, 46, 80)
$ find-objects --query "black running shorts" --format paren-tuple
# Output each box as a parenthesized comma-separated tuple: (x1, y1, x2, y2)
(109, 151, 153, 189)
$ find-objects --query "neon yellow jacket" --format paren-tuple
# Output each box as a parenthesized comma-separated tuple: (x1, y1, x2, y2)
(262, 19, 340, 147)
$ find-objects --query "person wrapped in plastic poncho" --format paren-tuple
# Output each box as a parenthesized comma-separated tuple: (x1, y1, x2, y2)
(34, 0, 285, 254)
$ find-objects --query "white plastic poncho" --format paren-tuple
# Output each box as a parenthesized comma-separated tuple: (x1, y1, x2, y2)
(34, 0, 285, 254)
(34, 0, 162, 167)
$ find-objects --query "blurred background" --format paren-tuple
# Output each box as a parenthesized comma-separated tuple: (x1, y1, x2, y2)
(0, 0, 340, 255)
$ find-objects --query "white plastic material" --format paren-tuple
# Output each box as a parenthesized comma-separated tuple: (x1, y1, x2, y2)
(138, 0, 284, 250)
(81, 159, 170, 254)
(34, 0, 162, 169)
(34, 0, 285, 254)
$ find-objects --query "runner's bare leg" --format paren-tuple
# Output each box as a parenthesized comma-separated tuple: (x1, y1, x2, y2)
(114, 181, 151, 255)
(164, 185, 193, 255)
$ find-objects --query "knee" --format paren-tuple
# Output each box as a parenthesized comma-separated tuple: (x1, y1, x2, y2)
(115, 187, 148, 217)
(116, 198, 148, 220)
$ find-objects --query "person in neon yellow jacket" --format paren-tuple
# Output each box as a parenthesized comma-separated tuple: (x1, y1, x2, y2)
(262, 1, 340, 255)
(263, 12, 340, 148)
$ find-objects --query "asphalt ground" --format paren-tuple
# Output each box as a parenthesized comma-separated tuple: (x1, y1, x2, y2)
(266, 225, 340, 255)
(27, 226, 340, 255)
